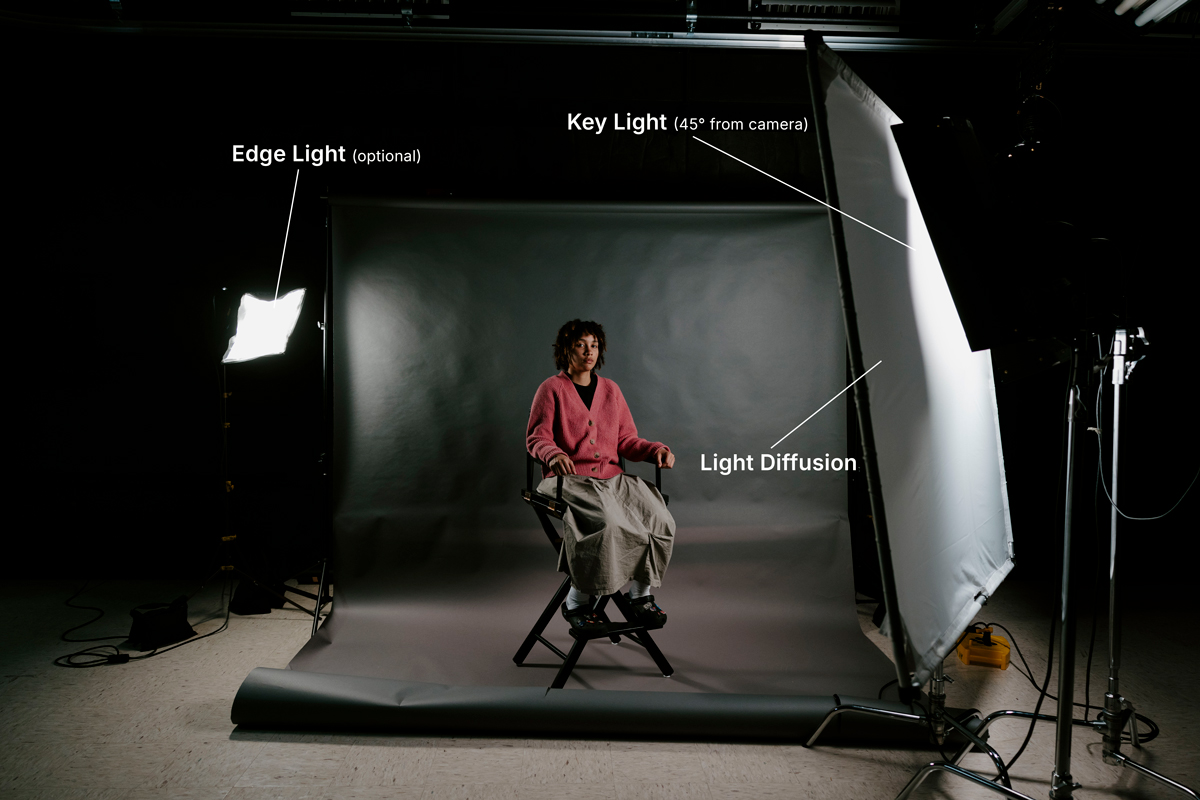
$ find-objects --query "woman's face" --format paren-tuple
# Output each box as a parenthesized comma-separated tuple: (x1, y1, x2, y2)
(568, 334, 600, 374)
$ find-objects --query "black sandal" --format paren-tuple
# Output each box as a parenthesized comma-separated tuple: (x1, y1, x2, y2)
(562, 602, 608, 632)
(623, 594, 667, 629)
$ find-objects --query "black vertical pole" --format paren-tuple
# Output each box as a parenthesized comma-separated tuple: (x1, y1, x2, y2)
(1102, 330, 1126, 760)
(805, 33, 916, 701)
(1051, 347, 1081, 798)
(312, 195, 334, 638)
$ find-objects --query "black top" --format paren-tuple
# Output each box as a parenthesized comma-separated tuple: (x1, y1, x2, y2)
(572, 376, 598, 410)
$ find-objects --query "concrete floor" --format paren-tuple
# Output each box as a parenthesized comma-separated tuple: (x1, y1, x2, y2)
(2, 577, 1196, 800)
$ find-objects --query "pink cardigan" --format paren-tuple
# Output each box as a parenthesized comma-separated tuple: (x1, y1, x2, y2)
(527, 372, 666, 480)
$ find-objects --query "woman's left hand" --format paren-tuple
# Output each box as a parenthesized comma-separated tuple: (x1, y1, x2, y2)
(655, 447, 675, 469)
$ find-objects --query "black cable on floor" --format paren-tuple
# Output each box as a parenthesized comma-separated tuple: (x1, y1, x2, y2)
(980, 620, 1154, 742)
(54, 576, 234, 668)
(998, 608, 1056, 774)
(1000, 356, 1074, 775)
(61, 582, 127, 643)
(912, 698, 1014, 789)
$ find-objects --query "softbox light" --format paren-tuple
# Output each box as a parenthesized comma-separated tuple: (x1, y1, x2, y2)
(222, 289, 305, 364)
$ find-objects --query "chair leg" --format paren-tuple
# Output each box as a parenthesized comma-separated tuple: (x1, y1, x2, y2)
(633, 628, 674, 677)
(551, 635, 589, 689)
(591, 595, 622, 644)
(513, 575, 572, 665)
(611, 592, 674, 677)
(517, 582, 675, 686)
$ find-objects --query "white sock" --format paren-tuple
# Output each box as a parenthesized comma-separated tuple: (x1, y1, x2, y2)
(629, 581, 652, 599)
(566, 587, 591, 610)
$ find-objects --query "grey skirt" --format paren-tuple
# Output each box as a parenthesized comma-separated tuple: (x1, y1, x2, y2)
(537, 474, 676, 597)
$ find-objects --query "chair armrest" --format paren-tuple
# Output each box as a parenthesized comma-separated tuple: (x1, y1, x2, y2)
(618, 454, 668, 505)
(529, 453, 665, 505)
(526, 453, 563, 504)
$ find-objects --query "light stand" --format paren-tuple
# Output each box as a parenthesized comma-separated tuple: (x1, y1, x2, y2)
(205, 174, 336, 630)
(211, 263, 332, 628)
(211, 296, 332, 625)
(311, 192, 334, 638)
(1094, 327, 1195, 798)
(1050, 343, 1084, 798)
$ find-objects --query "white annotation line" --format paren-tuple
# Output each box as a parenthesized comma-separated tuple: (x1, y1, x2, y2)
(691, 136, 913, 251)
(274, 168, 301, 304)
(771, 360, 882, 450)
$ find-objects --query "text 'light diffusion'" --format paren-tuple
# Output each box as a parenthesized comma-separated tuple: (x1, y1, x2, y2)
(222, 289, 305, 364)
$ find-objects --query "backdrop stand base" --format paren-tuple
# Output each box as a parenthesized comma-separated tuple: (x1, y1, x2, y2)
(830, 705, 1198, 799)
(806, 661, 1042, 800)
(807, 700, 1038, 800)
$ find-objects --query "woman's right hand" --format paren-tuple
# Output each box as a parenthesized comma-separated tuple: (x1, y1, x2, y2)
(548, 454, 576, 476)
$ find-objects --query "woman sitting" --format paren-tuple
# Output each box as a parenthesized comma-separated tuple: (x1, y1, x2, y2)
(526, 319, 677, 632)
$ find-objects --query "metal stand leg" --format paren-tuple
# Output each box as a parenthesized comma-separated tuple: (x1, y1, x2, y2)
(1051, 367, 1083, 799)
(805, 701, 924, 748)
(896, 763, 1037, 800)
(806, 656, 1035, 799)
(805, 696, 1027, 799)
(946, 710, 1197, 798)
(1108, 752, 1198, 799)
(948, 710, 1063, 765)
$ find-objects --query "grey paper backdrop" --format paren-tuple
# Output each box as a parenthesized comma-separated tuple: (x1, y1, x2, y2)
(288, 200, 895, 696)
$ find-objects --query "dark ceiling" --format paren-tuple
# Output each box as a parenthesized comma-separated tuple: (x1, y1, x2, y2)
(2, 1, 1196, 580)
(4, 0, 1197, 40)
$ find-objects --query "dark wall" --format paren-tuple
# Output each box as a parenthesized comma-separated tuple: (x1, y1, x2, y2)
(5, 21, 1196, 595)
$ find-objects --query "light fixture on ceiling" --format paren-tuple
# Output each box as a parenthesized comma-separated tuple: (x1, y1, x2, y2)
(1096, 0, 1192, 28)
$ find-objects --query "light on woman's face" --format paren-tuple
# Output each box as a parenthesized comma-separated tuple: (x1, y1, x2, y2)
(570, 335, 599, 373)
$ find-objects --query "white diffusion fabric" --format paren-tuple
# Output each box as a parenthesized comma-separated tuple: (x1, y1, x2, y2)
(816, 45, 1015, 685)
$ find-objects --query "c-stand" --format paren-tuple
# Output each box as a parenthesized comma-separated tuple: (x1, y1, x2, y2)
(1084, 327, 1195, 798)
(211, 286, 333, 633)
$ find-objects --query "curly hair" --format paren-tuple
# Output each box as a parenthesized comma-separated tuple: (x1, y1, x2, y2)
(553, 319, 607, 372)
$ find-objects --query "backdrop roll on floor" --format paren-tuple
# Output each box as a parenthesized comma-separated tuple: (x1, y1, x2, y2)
(234, 46, 1014, 737)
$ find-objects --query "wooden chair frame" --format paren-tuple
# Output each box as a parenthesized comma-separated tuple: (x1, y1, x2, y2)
(514, 454, 674, 689)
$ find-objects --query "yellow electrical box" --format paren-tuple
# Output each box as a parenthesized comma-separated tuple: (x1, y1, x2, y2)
(957, 626, 1011, 670)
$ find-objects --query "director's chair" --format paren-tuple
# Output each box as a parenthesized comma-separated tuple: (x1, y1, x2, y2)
(515, 454, 675, 689)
